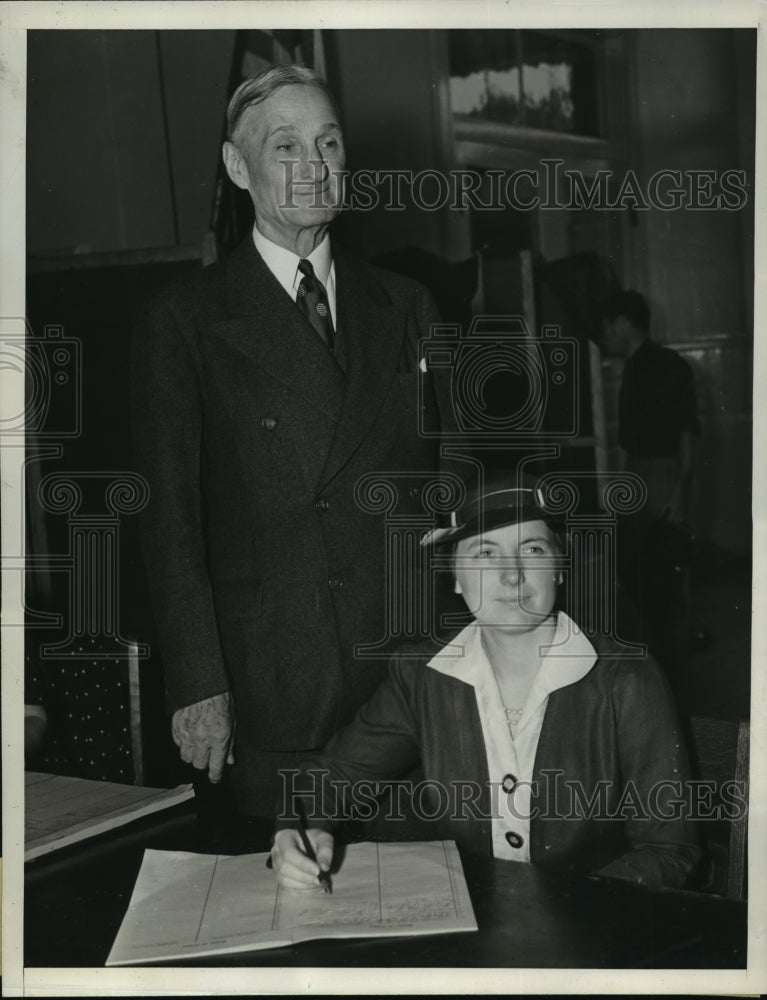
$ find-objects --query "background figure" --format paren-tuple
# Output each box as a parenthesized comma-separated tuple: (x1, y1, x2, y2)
(131, 66, 451, 822)
(599, 290, 700, 675)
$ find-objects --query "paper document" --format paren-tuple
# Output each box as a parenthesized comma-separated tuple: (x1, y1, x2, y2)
(106, 840, 477, 966)
(25, 771, 194, 861)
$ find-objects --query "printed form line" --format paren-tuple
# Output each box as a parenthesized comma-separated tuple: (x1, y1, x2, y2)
(377, 842, 383, 923)
(443, 840, 459, 916)
(194, 856, 219, 942)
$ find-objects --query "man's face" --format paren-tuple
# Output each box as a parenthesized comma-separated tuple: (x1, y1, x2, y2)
(224, 84, 346, 247)
(453, 519, 560, 634)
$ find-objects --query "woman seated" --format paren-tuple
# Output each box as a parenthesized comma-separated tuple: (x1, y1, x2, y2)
(272, 475, 700, 891)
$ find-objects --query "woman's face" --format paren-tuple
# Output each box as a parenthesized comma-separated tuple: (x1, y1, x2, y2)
(453, 518, 561, 633)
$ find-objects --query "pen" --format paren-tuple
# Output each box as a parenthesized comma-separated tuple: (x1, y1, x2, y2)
(296, 799, 332, 894)
(264, 802, 332, 894)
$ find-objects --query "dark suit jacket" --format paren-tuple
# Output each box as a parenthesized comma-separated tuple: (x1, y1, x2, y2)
(283, 631, 701, 889)
(130, 236, 450, 804)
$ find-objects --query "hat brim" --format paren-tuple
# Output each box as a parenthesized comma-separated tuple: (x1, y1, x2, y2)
(420, 505, 563, 547)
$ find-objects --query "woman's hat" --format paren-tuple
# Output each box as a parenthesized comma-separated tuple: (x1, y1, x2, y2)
(421, 473, 562, 547)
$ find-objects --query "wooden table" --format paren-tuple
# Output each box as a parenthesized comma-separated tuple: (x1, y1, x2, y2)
(24, 805, 746, 970)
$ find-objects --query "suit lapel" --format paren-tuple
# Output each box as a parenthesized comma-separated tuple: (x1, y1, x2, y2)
(212, 238, 346, 489)
(319, 248, 407, 487)
(219, 238, 345, 407)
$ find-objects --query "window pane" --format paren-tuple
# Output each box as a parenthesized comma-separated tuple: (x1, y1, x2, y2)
(448, 30, 601, 136)
(521, 32, 599, 135)
(448, 30, 523, 125)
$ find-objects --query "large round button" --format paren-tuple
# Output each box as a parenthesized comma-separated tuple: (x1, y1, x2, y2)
(315, 497, 329, 512)
(328, 577, 343, 590)
(505, 831, 524, 849)
(501, 773, 518, 795)
(261, 417, 277, 431)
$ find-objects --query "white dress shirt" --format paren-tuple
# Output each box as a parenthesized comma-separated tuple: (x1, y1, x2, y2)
(253, 226, 337, 328)
(427, 612, 597, 862)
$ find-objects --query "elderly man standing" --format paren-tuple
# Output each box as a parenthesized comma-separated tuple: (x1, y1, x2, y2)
(131, 66, 450, 820)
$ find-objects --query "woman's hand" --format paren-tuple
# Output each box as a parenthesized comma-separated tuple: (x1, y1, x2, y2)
(271, 827, 335, 892)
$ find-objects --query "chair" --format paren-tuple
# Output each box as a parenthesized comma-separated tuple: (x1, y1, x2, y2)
(26, 629, 178, 789)
(685, 716, 749, 900)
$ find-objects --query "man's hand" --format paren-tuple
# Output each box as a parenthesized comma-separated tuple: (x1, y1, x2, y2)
(271, 827, 335, 892)
(171, 691, 235, 783)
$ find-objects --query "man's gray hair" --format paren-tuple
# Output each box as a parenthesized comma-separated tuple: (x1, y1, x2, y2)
(226, 65, 340, 141)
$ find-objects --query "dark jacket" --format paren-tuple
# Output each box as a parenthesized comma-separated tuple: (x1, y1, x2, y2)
(131, 236, 451, 806)
(284, 628, 701, 888)
(619, 337, 700, 459)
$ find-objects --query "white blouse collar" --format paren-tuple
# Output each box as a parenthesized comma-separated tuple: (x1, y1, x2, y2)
(427, 611, 597, 694)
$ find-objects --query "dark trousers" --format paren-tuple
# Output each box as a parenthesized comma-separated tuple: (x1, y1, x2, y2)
(617, 513, 691, 675)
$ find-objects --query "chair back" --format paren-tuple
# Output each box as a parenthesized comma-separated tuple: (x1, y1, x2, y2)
(686, 716, 749, 900)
